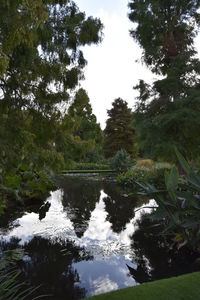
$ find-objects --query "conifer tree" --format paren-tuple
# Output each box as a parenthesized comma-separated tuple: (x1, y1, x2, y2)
(57, 88, 103, 162)
(68, 88, 102, 145)
(104, 98, 137, 158)
(128, 0, 200, 160)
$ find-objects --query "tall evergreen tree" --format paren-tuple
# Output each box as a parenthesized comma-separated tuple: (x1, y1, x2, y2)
(128, 0, 200, 160)
(68, 88, 102, 145)
(104, 98, 137, 158)
(0, 0, 103, 172)
(56, 88, 103, 162)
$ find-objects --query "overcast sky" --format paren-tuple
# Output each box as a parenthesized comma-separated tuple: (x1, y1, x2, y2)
(75, 0, 200, 128)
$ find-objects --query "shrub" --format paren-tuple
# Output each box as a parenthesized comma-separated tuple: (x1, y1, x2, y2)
(117, 167, 168, 188)
(1, 168, 55, 207)
(85, 149, 105, 164)
(110, 149, 131, 172)
(140, 149, 200, 252)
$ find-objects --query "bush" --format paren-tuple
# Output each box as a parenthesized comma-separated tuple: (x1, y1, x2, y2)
(141, 149, 200, 252)
(1, 168, 55, 209)
(85, 149, 105, 164)
(110, 149, 131, 172)
(117, 167, 168, 188)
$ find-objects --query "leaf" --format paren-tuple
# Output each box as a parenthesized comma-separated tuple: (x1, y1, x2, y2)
(187, 172, 200, 191)
(181, 220, 199, 229)
(175, 147, 191, 175)
(165, 166, 179, 192)
(151, 207, 169, 220)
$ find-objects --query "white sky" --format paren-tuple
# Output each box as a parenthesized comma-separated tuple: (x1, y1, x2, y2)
(75, 0, 200, 129)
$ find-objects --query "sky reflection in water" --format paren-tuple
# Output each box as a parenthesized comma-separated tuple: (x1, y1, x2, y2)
(0, 180, 156, 298)
(3, 190, 155, 258)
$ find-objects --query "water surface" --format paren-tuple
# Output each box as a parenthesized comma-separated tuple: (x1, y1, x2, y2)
(0, 177, 197, 299)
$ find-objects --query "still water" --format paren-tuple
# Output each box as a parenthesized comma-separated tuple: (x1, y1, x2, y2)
(0, 177, 197, 299)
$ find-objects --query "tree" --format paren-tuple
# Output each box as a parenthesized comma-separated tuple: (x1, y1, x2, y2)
(56, 88, 103, 162)
(104, 98, 138, 158)
(0, 0, 48, 76)
(0, 0, 103, 208)
(128, 0, 200, 161)
(68, 88, 103, 146)
(0, 0, 103, 171)
(128, 0, 200, 76)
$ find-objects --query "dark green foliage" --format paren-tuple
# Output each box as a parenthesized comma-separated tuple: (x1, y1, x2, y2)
(85, 149, 105, 164)
(117, 165, 170, 188)
(140, 150, 200, 252)
(0, 1, 103, 208)
(128, 0, 200, 75)
(135, 90, 200, 161)
(68, 89, 102, 142)
(0, 1, 103, 167)
(0, 168, 55, 213)
(56, 88, 103, 163)
(67, 88, 103, 156)
(129, 1, 200, 161)
(110, 149, 131, 172)
(0, 0, 48, 77)
(104, 98, 138, 158)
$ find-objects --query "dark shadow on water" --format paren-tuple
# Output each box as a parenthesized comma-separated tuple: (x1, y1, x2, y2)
(61, 178, 102, 238)
(128, 215, 200, 283)
(102, 182, 143, 233)
(0, 236, 93, 300)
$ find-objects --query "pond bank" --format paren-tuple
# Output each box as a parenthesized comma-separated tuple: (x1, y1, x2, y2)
(87, 272, 200, 300)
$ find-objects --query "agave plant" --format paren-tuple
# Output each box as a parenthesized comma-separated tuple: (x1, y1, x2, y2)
(138, 149, 200, 252)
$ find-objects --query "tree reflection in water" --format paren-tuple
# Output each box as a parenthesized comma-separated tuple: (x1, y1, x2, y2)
(102, 182, 143, 233)
(1, 177, 200, 299)
(129, 215, 200, 283)
(61, 178, 101, 238)
(0, 237, 93, 300)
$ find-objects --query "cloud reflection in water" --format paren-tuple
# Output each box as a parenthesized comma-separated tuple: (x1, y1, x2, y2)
(1, 189, 156, 258)
(0, 185, 156, 297)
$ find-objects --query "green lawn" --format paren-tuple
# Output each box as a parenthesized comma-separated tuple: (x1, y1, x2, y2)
(87, 272, 200, 300)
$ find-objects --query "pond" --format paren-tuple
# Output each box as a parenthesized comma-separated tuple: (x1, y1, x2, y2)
(0, 177, 198, 299)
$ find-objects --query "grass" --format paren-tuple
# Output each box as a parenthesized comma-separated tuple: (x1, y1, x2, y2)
(87, 272, 200, 300)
